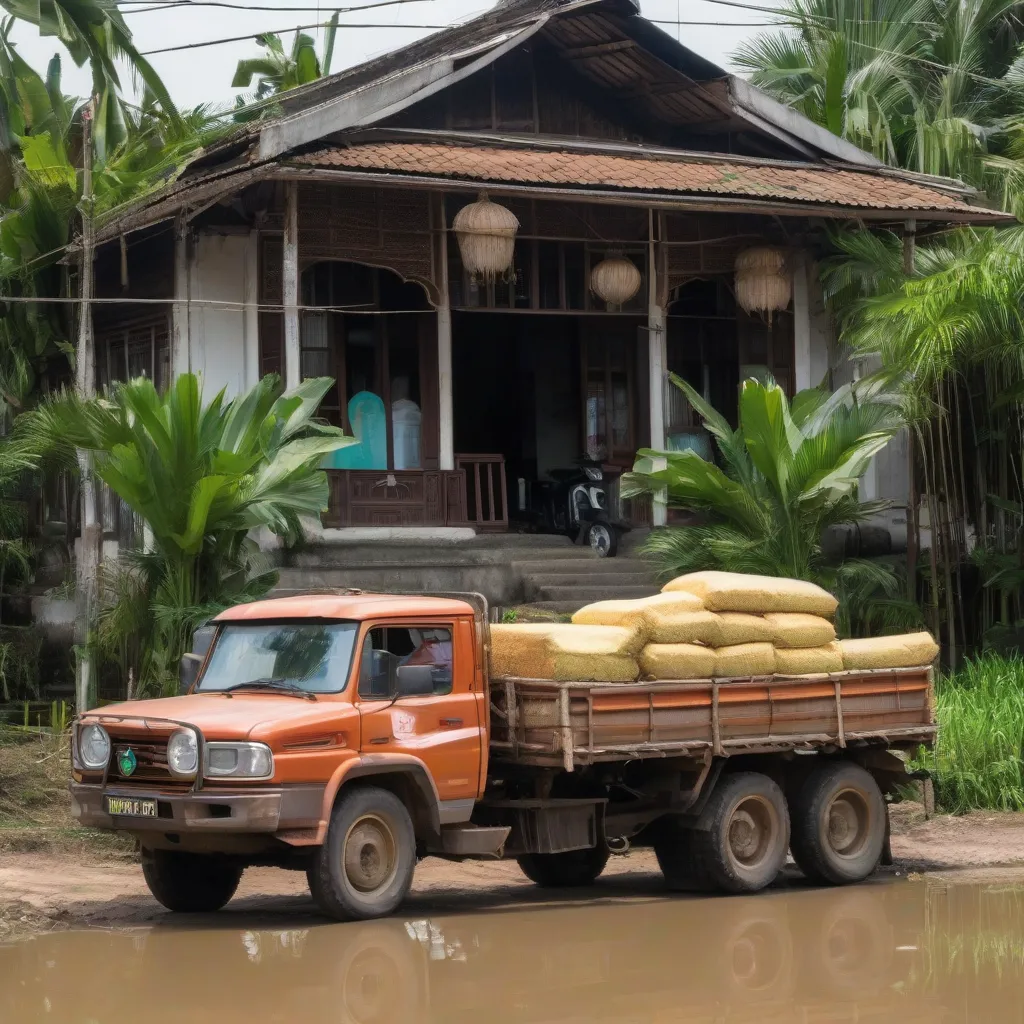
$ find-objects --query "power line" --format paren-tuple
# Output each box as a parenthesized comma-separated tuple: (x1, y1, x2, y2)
(121, 0, 436, 13)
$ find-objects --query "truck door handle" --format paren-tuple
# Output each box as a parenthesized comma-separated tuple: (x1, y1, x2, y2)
(369, 736, 390, 745)
(440, 718, 463, 727)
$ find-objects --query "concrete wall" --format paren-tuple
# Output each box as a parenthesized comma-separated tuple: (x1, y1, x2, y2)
(187, 231, 257, 399)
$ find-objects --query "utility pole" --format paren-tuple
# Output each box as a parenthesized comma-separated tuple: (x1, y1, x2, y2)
(74, 98, 99, 714)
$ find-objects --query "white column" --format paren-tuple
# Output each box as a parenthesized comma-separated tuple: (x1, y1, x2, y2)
(283, 183, 301, 390)
(648, 212, 668, 527)
(793, 252, 812, 393)
(243, 229, 260, 390)
(171, 214, 190, 378)
(437, 203, 455, 471)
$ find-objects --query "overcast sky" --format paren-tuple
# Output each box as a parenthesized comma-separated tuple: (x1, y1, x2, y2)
(6, 0, 774, 112)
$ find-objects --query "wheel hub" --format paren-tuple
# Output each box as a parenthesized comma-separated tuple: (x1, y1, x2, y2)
(344, 814, 398, 893)
(827, 792, 869, 857)
(727, 798, 774, 867)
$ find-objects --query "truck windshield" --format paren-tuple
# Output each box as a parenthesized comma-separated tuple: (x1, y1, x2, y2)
(198, 622, 359, 695)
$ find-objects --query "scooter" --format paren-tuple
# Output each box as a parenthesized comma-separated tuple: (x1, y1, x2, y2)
(519, 458, 629, 557)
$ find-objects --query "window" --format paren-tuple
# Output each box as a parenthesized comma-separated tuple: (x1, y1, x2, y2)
(198, 623, 359, 695)
(95, 313, 171, 392)
(300, 262, 428, 471)
(358, 625, 453, 700)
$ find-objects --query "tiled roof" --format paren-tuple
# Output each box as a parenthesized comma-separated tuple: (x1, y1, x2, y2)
(294, 141, 1000, 217)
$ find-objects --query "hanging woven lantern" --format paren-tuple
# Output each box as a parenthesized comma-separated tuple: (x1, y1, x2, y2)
(590, 253, 642, 309)
(452, 192, 519, 281)
(735, 246, 791, 317)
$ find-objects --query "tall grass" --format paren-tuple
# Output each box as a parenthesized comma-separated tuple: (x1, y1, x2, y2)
(917, 654, 1024, 812)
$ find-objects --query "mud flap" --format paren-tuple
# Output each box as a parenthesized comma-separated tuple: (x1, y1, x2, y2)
(881, 804, 893, 866)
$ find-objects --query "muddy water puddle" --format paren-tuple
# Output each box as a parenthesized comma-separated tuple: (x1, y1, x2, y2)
(4, 878, 1024, 1022)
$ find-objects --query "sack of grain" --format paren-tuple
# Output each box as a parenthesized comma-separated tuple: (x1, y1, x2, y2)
(715, 612, 775, 646)
(840, 633, 939, 671)
(774, 642, 844, 675)
(642, 595, 720, 645)
(490, 624, 640, 682)
(639, 643, 716, 680)
(714, 642, 776, 678)
(572, 591, 703, 634)
(764, 612, 837, 648)
(663, 571, 839, 618)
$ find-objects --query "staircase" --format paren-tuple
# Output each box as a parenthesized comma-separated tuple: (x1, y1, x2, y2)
(271, 532, 659, 617)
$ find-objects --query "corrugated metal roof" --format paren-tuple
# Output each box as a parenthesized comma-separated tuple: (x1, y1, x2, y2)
(292, 141, 1002, 216)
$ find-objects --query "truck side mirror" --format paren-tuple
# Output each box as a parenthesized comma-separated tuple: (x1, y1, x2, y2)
(179, 653, 203, 696)
(191, 625, 216, 658)
(395, 665, 434, 697)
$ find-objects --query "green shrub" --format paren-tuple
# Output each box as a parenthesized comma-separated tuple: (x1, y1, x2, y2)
(917, 654, 1024, 812)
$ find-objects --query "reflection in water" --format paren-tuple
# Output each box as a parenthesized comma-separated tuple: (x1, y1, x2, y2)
(3, 879, 1024, 1023)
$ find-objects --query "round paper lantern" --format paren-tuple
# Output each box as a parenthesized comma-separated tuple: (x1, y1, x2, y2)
(452, 192, 519, 281)
(735, 246, 791, 317)
(590, 254, 642, 308)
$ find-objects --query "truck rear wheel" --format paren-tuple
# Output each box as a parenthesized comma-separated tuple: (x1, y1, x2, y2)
(790, 762, 886, 885)
(141, 849, 242, 913)
(309, 786, 416, 921)
(517, 846, 610, 887)
(689, 772, 790, 894)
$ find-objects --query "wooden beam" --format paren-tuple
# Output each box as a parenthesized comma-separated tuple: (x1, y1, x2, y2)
(563, 39, 636, 59)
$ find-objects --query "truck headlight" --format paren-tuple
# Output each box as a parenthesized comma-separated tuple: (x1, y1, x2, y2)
(78, 723, 110, 770)
(205, 742, 274, 780)
(167, 729, 199, 778)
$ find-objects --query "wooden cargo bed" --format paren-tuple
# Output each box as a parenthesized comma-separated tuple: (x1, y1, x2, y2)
(489, 667, 935, 771)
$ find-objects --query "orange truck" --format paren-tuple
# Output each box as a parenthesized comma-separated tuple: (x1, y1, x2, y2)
(70, 593, 935, 921)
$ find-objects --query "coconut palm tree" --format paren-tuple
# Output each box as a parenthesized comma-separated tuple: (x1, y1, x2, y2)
(623, 375, 921, 637)
(232, 14, 341, 100)
(733, 0, 1024, 189)
(30, 373, 355, 695)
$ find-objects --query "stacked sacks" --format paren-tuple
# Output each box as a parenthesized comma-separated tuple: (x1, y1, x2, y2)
(489, 623, 641, 682)
(491, 572, 938, 683)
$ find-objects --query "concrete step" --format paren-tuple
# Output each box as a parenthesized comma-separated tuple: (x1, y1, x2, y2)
(521, 572, 655, 588)
(531, 584, 659, 603)
(512, 558, 655, 574)
(289, 542, 599, 569)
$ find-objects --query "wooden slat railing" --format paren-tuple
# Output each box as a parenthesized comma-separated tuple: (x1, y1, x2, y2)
(455, 454, 509, 530)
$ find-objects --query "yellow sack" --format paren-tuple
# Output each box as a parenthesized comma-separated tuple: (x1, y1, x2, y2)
(642, 595, 720, 645)
(572, 591, 703, 635)
(490, 624, 640, 682)
(714, 643, 776, 678)
(774, 642, 844, 675)
(664, 571, 839, 618)
(840, 633, 939, 671)
(639, 643, 716, 680)
(715, 612, 775, 646)
(764, 612, 837, 649)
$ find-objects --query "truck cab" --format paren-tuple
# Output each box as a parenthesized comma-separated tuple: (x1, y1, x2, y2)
(70, 594, 506, 921)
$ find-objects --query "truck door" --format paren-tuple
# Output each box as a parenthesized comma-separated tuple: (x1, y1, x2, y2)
(356, 621, 482, 817)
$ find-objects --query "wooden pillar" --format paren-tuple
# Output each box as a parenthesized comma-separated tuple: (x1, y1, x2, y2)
(171, 214, 190, 377)
(283, 183, 301, 390)
(648, 211, 668, 527)
(243, 229, 260, 390)
(793, 252, 812, 393)
(437, 201, 455, 471)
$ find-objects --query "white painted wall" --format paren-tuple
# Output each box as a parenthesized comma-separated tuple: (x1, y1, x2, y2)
(186, 231, 255, 399)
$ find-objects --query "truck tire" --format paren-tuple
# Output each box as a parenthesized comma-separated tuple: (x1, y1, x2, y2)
(653, 817, 698, 891)
(790, 762, 886, 885)
(141, 849, 242, 913)
(309, 786, 417, 921)
(689, 772, 790, 894)
(517, 846, 610, 887)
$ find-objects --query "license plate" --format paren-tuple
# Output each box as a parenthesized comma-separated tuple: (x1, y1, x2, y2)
(106, 796, 157, 818)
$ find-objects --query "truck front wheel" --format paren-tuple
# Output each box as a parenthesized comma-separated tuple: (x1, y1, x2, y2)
(309, 786, 417, 921)
(141, 849, 242, 913)
(689, 772, 790, 894)
(517, 846, 610, 887)
(790, 762, 886, 885)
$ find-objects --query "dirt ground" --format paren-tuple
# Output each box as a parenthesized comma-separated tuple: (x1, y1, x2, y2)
(5, 802, 1024, 940)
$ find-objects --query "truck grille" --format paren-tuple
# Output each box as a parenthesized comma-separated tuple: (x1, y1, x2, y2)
(107, 736, 193, 792)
